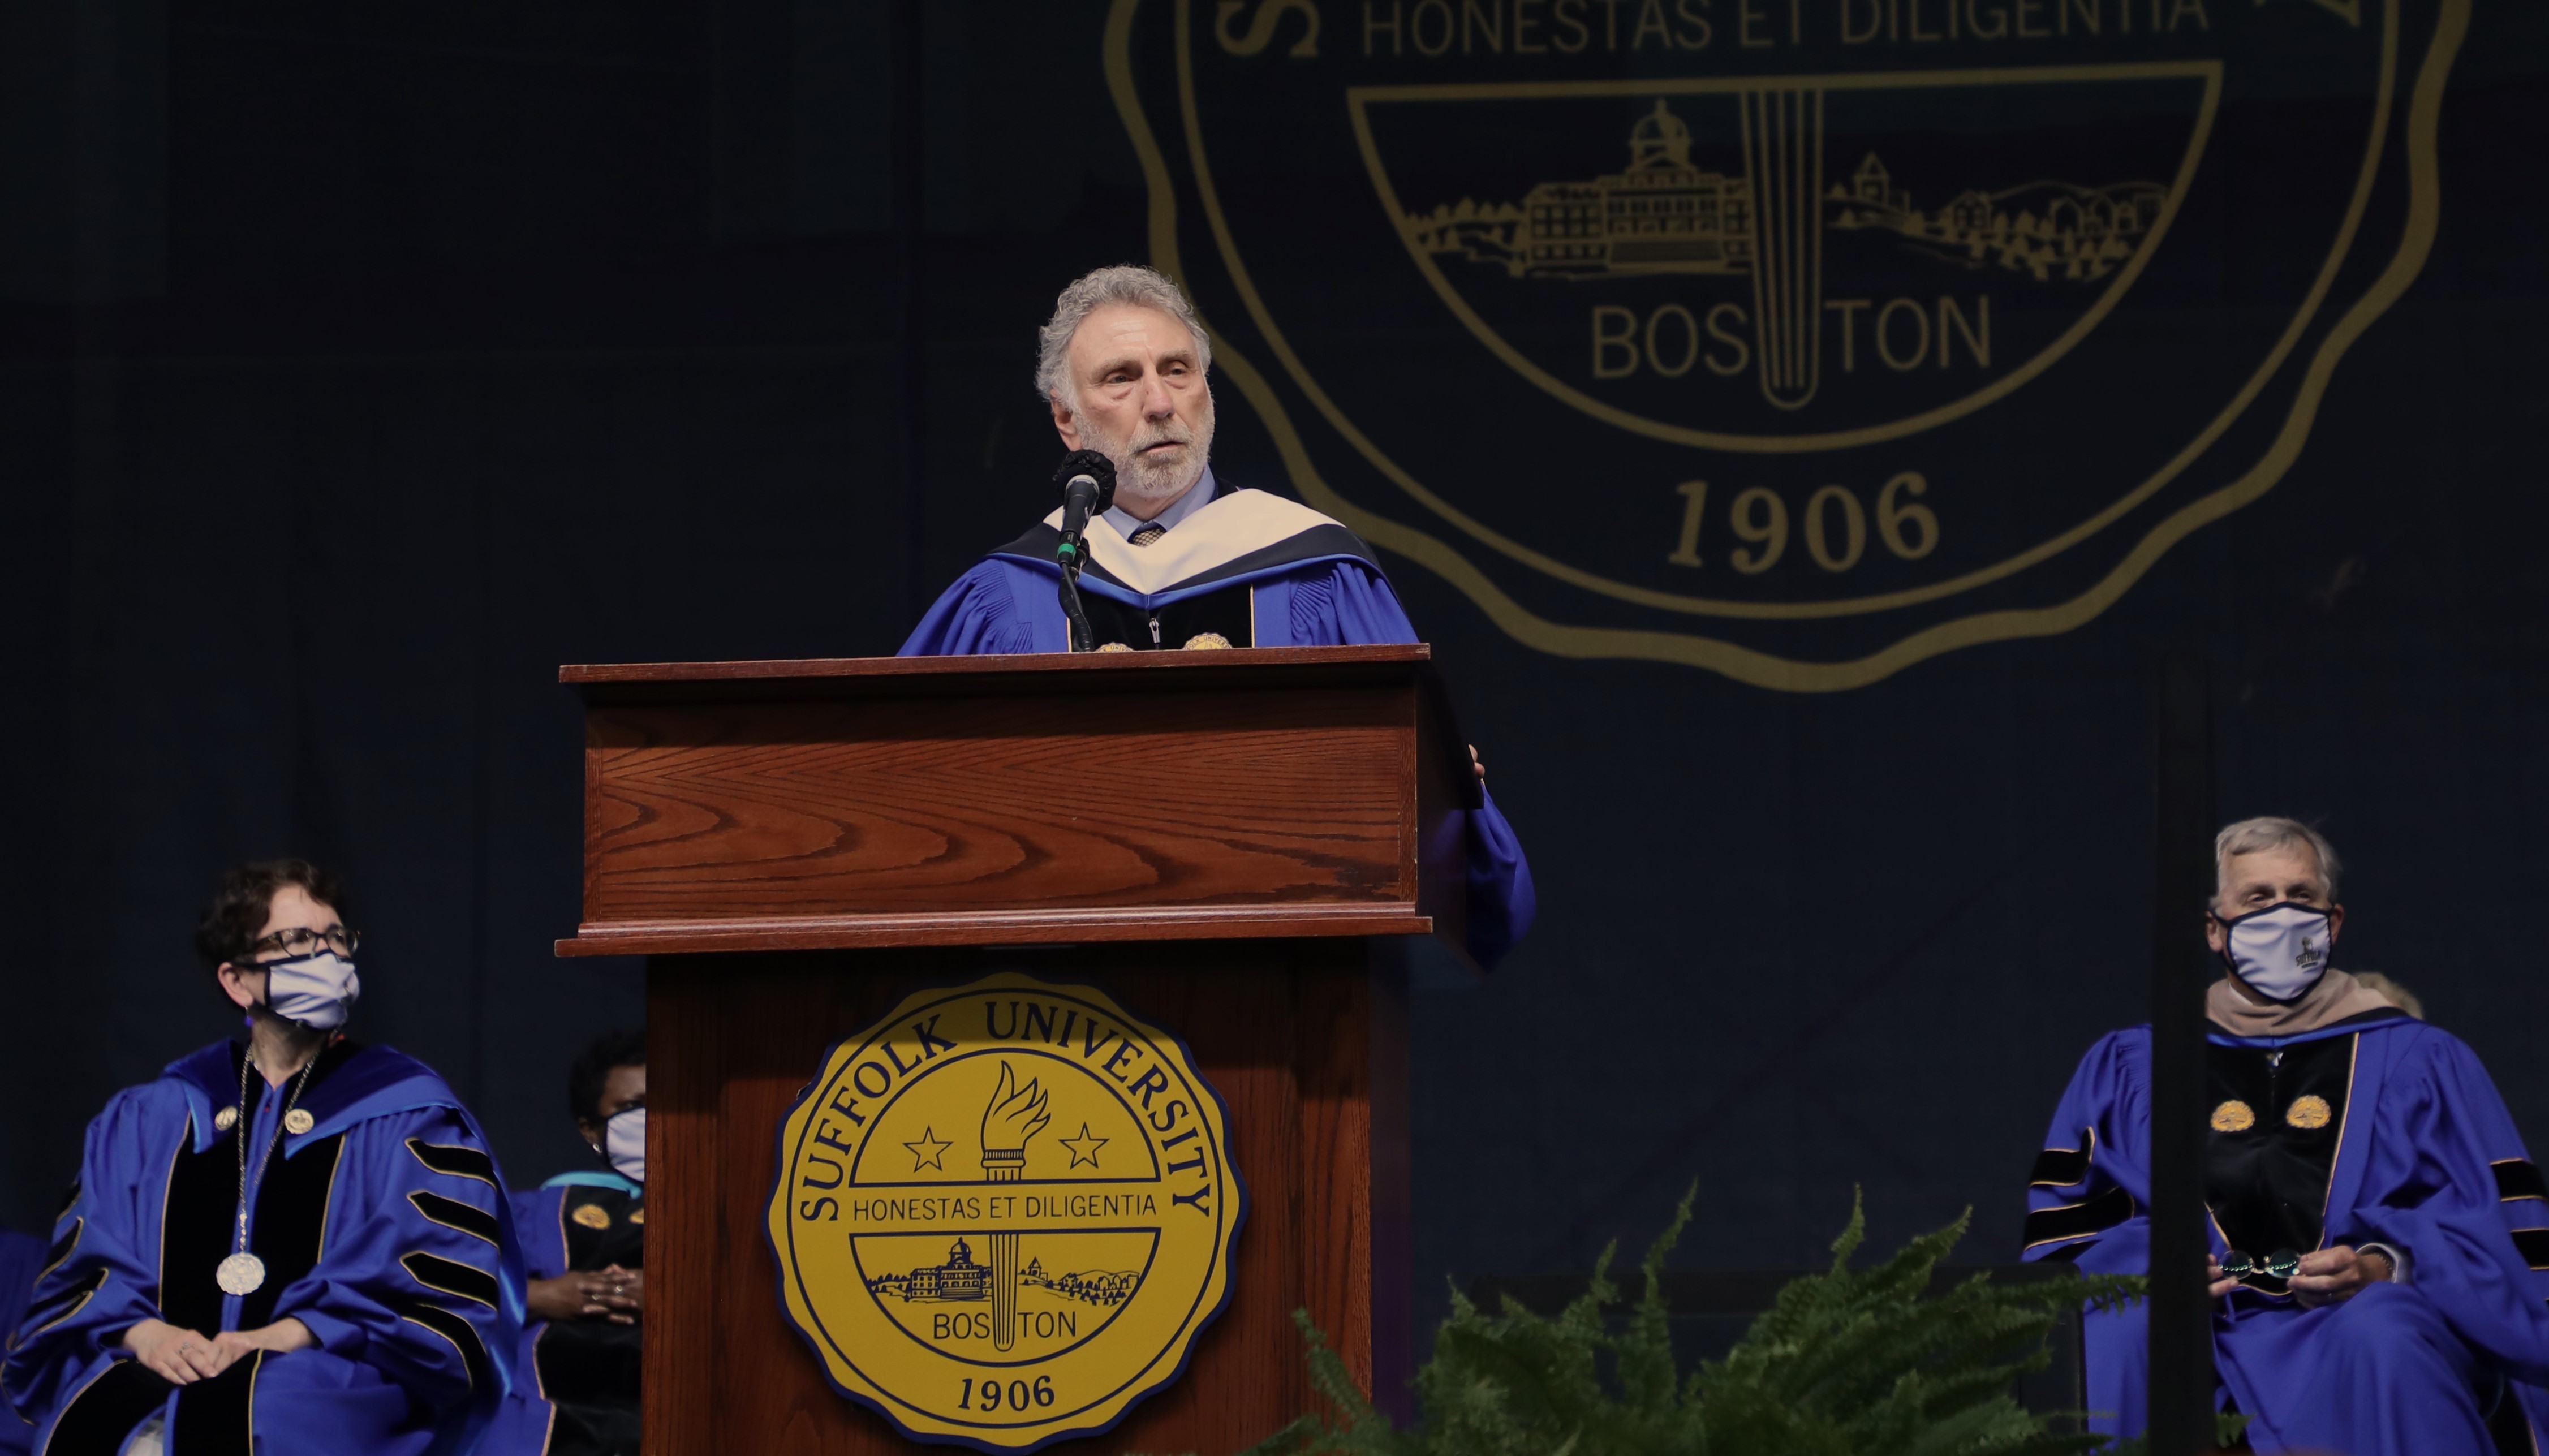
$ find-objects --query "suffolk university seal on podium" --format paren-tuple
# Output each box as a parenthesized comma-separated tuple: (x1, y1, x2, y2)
(768, 973, 1245, 1450)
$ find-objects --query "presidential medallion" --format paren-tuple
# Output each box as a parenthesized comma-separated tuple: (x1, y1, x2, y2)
(768, 973, 1243, 1451)
(216, 1252, 266, 1296)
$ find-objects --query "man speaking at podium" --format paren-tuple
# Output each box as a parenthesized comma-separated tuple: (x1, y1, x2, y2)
(901, 264, 1535, 968)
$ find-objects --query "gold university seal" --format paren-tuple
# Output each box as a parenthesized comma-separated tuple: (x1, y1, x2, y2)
(768, 973, 1243, 1450)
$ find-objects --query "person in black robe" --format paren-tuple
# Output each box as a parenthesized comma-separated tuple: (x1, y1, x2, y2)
(480, 1032, 645, 1455)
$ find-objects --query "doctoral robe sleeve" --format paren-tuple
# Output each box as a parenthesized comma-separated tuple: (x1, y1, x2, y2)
(2023, 1031, 2159, 1444)
(2341, 1029, 2549, 1383)
(274, 1105, 524, 1426)
(0, 1232, 42, 1455)
(899, 561, 1050, 656)
(4, 1087, 175, 1424)
(510, 1187, 569, 1284)
(2023, 1030, 2152, 1275)
(1289, 562, 1539, 967)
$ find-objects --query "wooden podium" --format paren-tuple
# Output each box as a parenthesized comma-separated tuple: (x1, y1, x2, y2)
(554, 646, 1480, 1454)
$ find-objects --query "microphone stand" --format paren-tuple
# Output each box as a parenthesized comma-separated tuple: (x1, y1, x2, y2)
(1049, 452, 1115, 654)
(1056, 529, 1096, 653)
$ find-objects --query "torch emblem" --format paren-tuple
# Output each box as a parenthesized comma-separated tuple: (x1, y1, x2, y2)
(978, 1062, 1050, 1352)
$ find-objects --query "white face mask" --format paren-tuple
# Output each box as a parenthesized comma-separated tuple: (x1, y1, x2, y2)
(260, 949, 361, 1031)
(2216, 902, 2335, 1003)
(604, 1106, 645, 1184)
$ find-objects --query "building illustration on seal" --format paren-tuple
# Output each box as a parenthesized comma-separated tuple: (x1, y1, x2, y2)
(866, 1241, 1144, 1308)
(867, 1237, 991, 1301)
(1406, 100, 1754, 277)
(1404, 98, 2162, 287)
(1400, 96, 2165, 409)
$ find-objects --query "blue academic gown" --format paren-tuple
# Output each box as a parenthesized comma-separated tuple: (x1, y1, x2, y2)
(901, 478, 1536, 969)
(2026, 1013, 2549, 1453)
(5, 1040, 525, 1456)
(0, 1231, 45, 1454)
(480, 1174, 643, 1456)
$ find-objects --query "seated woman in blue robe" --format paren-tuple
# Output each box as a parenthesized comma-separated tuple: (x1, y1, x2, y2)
(481, 1031, 645, 1456)
(2024, 819, 2549, 1454)
(3, 860, 524, 1456)
(902, 264, 1535, 968)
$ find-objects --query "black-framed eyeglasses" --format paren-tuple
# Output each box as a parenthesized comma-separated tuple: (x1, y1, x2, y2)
(249, 926, 360, 958)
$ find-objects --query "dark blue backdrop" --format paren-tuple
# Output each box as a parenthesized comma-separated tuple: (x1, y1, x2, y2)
(1, 0, 2541, 1354)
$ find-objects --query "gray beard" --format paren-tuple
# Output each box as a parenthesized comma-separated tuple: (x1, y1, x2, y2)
(1082, 399, 1215, 516)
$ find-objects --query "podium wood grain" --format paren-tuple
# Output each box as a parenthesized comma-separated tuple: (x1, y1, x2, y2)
(561, 648, 1459, 957)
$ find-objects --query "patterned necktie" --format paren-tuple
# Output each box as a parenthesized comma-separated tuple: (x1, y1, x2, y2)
(1127, 523, 1166, 546)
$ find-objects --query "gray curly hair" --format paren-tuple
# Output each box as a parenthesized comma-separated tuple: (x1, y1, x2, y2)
(1034, 265, 1212, 407)
(2213, 816, 2343, 904)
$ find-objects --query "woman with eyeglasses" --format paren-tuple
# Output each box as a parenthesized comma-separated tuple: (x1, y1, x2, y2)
(2, 860, 525, 1456)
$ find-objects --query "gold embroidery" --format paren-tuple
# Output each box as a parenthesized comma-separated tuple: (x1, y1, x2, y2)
(572, 1203, 612, 1231)
(628, 1207, 645, 1225)
(283, 1109, 315, 1136)
(1096, 642, 1135, 652)
(214, 1106, 239, 1132)
(2285, 1095, 2333, 1130)
(1181, 632, 1233, 649)
(2210, 1100, 2256, 1132)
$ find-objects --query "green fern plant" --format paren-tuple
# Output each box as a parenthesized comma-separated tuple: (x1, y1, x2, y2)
(1192, 1186, 2147, 1456)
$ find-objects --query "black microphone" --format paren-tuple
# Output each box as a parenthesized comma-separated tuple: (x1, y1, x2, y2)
(1053, 449, 1118, 553)
(1050, 450, 1117, 652)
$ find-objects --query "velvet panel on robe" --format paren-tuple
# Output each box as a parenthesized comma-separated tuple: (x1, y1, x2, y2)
(899, 493, 1536, 969)
(2024, 1015, 2549, 1454)
(3, 1040, 526, 1456)
(480, 1177, 643, 1456)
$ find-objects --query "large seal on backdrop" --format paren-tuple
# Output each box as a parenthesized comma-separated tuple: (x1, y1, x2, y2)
(1116, 0, 2465, 687)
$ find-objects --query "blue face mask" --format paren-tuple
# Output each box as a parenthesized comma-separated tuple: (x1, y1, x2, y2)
(2215, 902, 2335, 1003)
(258, 949, 361, 1031)
(604, 1106, 645, 1184)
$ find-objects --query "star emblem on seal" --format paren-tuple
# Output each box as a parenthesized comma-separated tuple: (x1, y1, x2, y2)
(1058, 1124, 1108, 1169)
(903, 1126, 954, 1171)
